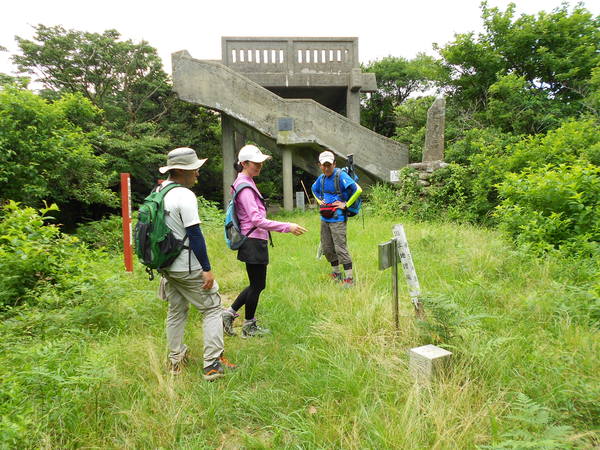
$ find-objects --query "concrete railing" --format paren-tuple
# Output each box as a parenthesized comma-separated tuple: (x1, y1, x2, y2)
(222, 37, 359, 74)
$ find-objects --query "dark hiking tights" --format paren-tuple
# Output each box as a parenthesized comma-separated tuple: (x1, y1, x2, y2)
(231, 263, 267, 320)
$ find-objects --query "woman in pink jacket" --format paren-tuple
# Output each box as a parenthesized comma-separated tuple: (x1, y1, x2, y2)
(222, 145, 307, 338)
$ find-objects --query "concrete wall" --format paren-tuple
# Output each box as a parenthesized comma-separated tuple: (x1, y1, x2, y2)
(221, 37, 376, 91)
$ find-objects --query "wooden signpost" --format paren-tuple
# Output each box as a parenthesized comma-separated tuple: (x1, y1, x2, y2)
(120, 173, 133, 272)
(379, 225, 451, 381)
(378, 224, 424, 328)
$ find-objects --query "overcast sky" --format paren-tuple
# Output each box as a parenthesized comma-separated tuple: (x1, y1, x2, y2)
(1, 0, 598, 78)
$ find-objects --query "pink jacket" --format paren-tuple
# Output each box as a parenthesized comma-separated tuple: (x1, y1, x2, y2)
(232, 174, 290, 240)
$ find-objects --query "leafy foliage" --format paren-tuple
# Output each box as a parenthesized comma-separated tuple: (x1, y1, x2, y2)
(393, 96, 435, 162)
(0, 201, 94, 309)
(75, 215, 123, 252)
(0, 86, 116, 207)
(13, 25, 171, 129)
(197, 196, 225, 229)
(362, 55, 446, 136)
(437, 2, 600, 119)
(483, 394, 575, 449)
(495, 163, 600, 256)
(11, 25, 223, 209)
(437, 119, 600, 226)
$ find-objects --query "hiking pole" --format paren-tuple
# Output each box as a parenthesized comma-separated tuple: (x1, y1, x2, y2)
(300, 179, 312, 207)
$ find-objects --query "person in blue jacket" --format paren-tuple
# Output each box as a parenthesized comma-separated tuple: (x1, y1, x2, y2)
(311, 150, 362, 286)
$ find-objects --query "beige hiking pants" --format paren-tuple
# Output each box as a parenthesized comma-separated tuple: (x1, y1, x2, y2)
(159, 270, 224, 369)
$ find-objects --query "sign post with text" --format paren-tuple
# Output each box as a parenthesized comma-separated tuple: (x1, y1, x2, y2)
(120, 173, 133, 272)
(378, 224, 424, 327)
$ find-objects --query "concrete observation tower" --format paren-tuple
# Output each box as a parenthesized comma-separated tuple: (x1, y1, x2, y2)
(172, 37, 408, 208)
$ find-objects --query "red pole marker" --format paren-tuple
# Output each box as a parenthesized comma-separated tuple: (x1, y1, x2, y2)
(120, 173, 133, 272)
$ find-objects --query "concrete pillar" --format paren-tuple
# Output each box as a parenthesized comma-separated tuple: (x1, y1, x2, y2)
(234, 130, 245, 155)
(282, 147, 293, 211)
(346, 88, 360, 123)
(221, 115, 236, 205)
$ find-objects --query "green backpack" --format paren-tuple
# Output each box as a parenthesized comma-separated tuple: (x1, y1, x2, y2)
(134, 183, 187, 280)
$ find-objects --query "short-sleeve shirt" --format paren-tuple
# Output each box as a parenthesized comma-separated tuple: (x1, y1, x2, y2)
(161, 181, 201, 271)
(311, 169, 356, 223)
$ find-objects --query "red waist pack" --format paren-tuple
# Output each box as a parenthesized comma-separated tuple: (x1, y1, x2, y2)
(319, 203, 338, 219)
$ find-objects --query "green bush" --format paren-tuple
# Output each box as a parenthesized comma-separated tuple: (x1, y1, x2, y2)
(364, 183, 404, 218)
(495, 163, 600, 256)
(75, 215, 123, 251)
(426, 163, 477, 223)
(366, 166, 478, 223)
(197, 195, 224, 229)
(442, 120, 600, 223)
(0, 86, 116, 207)
(365, 171, 427, 219)
(0, 201, 95, 309)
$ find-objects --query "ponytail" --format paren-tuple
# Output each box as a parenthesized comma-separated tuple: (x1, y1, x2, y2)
(233, 162, 243, 173)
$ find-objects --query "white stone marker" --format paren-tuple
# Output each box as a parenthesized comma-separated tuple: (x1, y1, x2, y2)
(295, 191, 305, 210)
(409, 344, 452, 382)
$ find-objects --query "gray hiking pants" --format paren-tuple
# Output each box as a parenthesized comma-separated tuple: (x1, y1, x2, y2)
(158, 270, 224, 369)
(320, 220, 352, 266)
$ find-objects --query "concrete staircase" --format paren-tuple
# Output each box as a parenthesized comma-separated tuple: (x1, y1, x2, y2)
(172, 50, 408, 182)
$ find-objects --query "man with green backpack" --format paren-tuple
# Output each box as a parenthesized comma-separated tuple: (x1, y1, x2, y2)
(135, 147, 236, 381)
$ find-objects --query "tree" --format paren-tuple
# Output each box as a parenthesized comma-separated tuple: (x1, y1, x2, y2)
(484, 74, 565, 134)
(13, 25, 172, 130)
(361, 54, 446, 136)
(12, 25, 223, 205)
(393, 96, 436, 162)
(0, 86, 116, 207)
(437, 2, 600, 122)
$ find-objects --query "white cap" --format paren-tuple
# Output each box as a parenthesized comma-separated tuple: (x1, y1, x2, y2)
(159, 147, 207, 174)
(238, 144, 272, 164)
(319, 151, 335, 164)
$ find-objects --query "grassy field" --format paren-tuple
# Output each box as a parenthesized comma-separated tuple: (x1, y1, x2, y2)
(1, 211, 598, 448)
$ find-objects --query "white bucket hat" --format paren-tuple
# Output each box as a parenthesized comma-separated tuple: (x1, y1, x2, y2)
(319, 151, 335, 164)
(238, 144, 272, 164)
(159, 147, 207, 174)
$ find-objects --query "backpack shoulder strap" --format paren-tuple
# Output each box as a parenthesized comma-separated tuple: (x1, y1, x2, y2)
(233, 182, 266, 205)
(334, 169, 341, 196)
(155, 182, 183, 200)
(231, 182, 254, 201)
(319, 174, 325, 200)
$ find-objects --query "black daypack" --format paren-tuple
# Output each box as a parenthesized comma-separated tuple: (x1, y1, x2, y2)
(134, 183, 188, 280)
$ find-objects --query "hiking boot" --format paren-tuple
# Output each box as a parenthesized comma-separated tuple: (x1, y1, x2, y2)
(219, 353, 238, 371)
(203, 360, 224, 381)
(342, 277, 354, 288)
(329, 272, 343, 282)
(241, 320, 271, 338)
(222, 309, 239, 336)
(167, 348, 190, 375)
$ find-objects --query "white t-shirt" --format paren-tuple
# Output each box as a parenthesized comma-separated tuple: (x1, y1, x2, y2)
(160, 181, 201, 272)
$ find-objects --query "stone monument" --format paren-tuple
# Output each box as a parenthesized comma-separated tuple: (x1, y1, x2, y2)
(423, 97, 445, 162)
(408, 96, 448, 187)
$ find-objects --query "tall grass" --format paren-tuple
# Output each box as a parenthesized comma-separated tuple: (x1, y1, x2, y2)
(1, 212, 598, 448)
